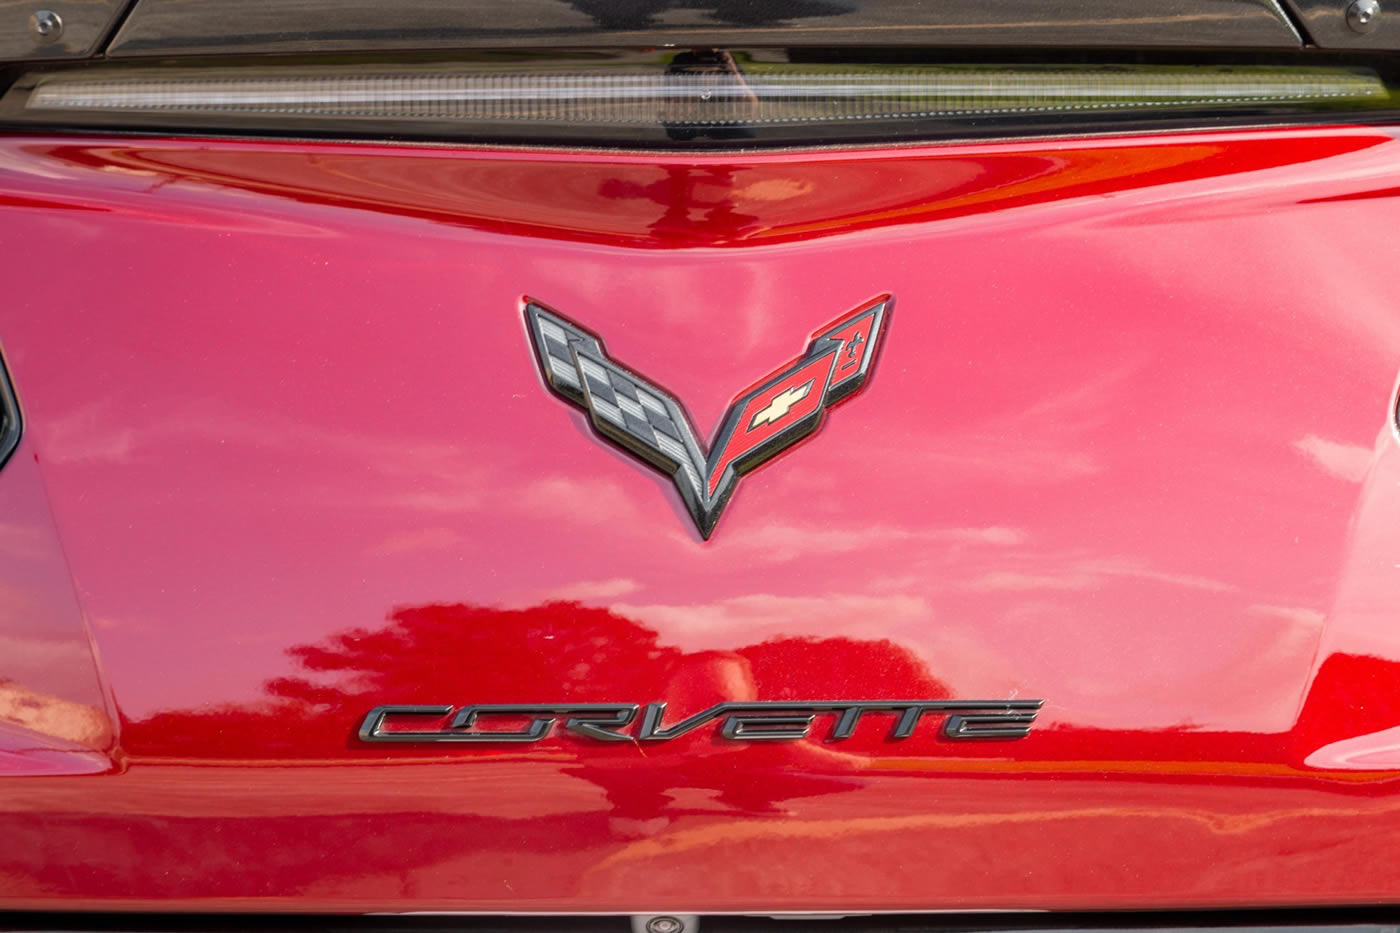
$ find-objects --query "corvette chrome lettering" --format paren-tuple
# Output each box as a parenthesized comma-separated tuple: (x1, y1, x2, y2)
(358, 700, 1043, 744)
(524, 296, 889, 538)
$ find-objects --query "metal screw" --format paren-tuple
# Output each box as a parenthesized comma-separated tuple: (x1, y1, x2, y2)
(1347, 0, 1381, 33)
(30, 9, 62, 41)
(645, 919, 684, 933)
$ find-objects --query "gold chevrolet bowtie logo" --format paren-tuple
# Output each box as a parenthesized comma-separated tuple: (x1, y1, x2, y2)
(749, 379, 814, 429)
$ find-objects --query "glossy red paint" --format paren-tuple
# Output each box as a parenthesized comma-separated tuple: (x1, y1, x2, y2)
(1, 126, 1400, 912)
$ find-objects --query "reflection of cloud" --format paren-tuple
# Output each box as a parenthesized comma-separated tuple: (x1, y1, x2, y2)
(917, 439, 1101, 485)
(372, 527, 464, 557)
(736, 178, 815, 202)
(1294, 434, 1372, 483)
(964, 571, 1090, 592)
(724, 522, 1025, 563)
(585, 792, 1384, 889)
(1244, 603, 1327, 678)
(0, 581, 44, 618)
(0, 681, 112, 749)
(614, 592, 930, 651)
(0, 522, 45, 561)
(548, 577, 639, 600)
(1305, 724, 1400, 770)
(0, 627, 113, 708)
(963, 555, 1235, 594)
(517, 475, 641, 525)
(1080, 557, 1237, 593)
(42, 402, 138, 464)
(0, 634, 93, 672)
(1248, 603, 1326, 627)
(41, 397, 471, 481)
(386, 489, 482, 514)
(887, 359, 1149, 486)
(38, 396, 653, 530)
(386, 473, 644, 528)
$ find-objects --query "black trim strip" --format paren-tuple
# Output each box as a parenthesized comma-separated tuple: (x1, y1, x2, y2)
(102, 0, 1305, 58)
(0, 350, 20, 471)
(2, 909, 1400, 932)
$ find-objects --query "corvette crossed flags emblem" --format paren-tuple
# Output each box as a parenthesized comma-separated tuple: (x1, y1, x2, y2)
(525, 296, 890, 538)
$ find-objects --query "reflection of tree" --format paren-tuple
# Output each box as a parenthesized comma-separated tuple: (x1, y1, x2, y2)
(130, 598, 1400, 781)
(126, 600, 950, 768)
(564, 637, 954, 824)
(271, 601, 678, 708)
(742, 636, 951, 703)
(53, 608, 1400, 900)
(599, 166, 762, 242)
(1293, 652, 1400, 759)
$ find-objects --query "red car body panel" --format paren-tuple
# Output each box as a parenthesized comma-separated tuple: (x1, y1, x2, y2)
(1, 127, 1400, 912)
